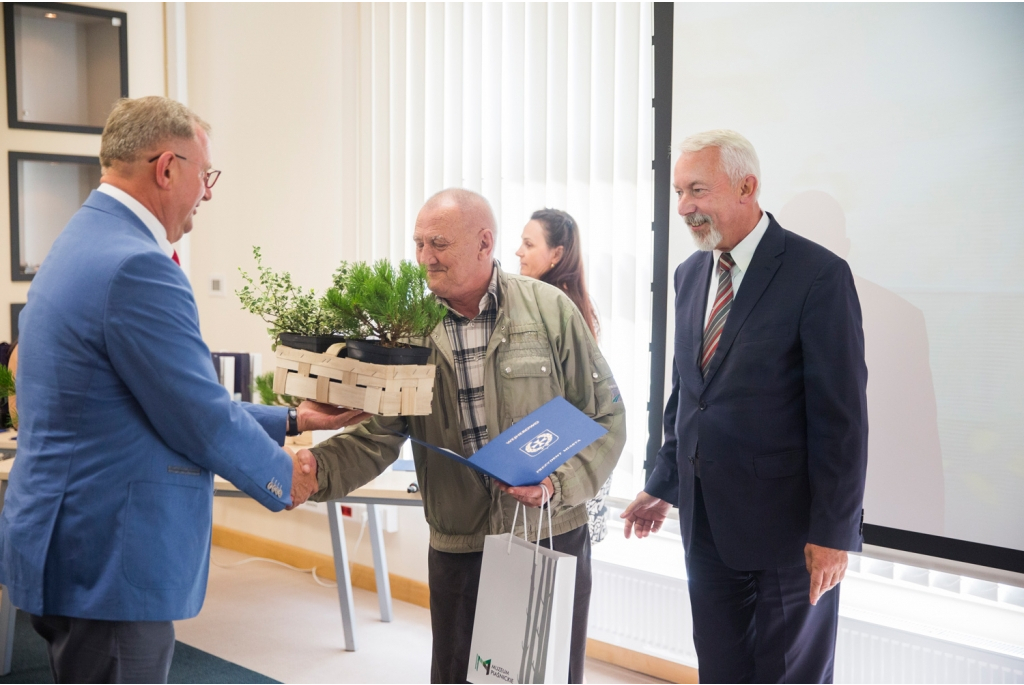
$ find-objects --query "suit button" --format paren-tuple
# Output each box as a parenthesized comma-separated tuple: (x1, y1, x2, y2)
(698, 401, 706, 411)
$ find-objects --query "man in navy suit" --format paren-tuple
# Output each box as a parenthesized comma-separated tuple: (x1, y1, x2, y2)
(622, 130, 868, 683)
(0, 96, 368, 683)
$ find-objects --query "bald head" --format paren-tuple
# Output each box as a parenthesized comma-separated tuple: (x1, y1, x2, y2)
(414, 188, 498, 318)
(421, 188, 497, 245)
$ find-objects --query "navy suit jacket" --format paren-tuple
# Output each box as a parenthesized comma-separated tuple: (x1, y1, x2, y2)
(646, 214, 868, 570)
(0, 191, 294, 621)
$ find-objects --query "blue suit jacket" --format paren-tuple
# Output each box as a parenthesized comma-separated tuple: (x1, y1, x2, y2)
(0, 191, 293, 621)
(646, 215, 868, 570)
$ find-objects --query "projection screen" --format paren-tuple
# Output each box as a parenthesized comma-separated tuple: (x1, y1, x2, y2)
(664, 3, 1024, 575)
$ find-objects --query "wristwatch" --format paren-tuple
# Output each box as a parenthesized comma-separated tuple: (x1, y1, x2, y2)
(286, 407, 299, 437)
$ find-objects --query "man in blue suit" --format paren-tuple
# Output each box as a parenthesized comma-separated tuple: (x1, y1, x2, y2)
(0, 96, 367, 683)
(622, 130, 868, 683)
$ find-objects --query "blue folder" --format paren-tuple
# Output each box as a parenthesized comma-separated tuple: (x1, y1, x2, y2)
(401, 396, 607, 486)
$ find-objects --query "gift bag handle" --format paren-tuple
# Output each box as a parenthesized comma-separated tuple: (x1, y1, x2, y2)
(507, 484, 554, 560)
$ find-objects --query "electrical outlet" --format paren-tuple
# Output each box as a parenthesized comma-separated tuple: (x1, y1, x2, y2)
(299, 500, 367, 521)
(209, 273, 226, 297)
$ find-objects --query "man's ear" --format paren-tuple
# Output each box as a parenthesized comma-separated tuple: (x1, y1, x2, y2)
(479, 227, 495, 259)
(738, 174, 759, 203)
(153, 153, 175, 191)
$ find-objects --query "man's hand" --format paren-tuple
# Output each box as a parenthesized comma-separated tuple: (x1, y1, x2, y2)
(805, 543, 848, 605)
(621, 491, 672, 539)
(296, 400, 373, 432)
(287, 448, 319, 510)
(497, 477, 554, 508)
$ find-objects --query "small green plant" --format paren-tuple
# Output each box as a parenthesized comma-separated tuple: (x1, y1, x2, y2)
(0, 365, 15, 429)
(236, 246, 339, 348)
(254, 371, 300, 408)
(0, 365, 13, 399)
(324, 260, 447, 347)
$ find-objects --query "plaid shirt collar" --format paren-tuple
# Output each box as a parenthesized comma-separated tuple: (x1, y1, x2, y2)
(437, 264, 500, 322)
(439, 264, 499, 456)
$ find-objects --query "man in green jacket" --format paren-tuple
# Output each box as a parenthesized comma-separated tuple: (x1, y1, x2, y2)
(296, 188, 626, 683)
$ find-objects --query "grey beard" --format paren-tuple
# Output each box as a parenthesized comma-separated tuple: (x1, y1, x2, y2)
(685, 213, 722, 252)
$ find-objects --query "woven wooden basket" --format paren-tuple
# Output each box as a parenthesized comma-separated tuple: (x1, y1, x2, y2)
(273, 344, 435, 416)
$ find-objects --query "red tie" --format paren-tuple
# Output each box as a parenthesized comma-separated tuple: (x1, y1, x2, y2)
(171, 250, 180, 266)
(701, 252, 736, 377)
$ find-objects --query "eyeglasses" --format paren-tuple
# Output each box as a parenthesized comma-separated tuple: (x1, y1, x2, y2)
(147, 152, 221, 189)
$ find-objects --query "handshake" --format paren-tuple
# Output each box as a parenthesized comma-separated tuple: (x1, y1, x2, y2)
(284, 400, 373, 510)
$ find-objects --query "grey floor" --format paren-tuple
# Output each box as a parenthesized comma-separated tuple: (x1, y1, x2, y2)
(175, 547, 666, 684)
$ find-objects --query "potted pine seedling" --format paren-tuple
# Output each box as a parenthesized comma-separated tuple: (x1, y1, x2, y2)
(236, 246, 345, 353)
(324, 259, 447, 365)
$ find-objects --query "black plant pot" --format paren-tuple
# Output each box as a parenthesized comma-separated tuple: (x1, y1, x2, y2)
(346, 339, 431, 366)
(277, 333, 347, 354)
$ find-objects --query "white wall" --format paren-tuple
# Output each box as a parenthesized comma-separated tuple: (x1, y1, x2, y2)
(185, 2, 360, 358)
(184, 3, 432, 582)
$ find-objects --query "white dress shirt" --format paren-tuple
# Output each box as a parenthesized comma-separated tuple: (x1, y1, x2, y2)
(97, 183, 175, 259)
(703, 211, 770, 329)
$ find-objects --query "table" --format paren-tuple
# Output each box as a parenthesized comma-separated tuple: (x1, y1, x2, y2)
(0, 453, 421, 674)
(0, 432, 16, 460)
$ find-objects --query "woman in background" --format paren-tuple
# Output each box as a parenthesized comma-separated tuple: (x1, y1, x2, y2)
(515, 208, 610, 544)
(516, 209, 599, 339)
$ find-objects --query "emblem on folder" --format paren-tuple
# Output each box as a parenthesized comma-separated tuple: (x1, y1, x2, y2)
(519, 430, 559, 457)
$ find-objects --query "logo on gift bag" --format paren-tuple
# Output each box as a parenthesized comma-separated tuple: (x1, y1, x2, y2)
(475, 656, 492, 675)
(519, 430, 559, 457)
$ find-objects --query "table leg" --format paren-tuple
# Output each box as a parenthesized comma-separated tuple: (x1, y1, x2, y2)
(327, 501, 357, 651)
(366, 504, 393, 622)
(0, 586, 14, 676)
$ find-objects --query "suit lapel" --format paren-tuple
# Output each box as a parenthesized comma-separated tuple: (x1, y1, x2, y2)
(702, 218, 786, 388)
(688, 253, 714, 377)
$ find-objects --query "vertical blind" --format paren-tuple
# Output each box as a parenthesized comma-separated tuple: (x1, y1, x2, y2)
(350, 2, 655, 497)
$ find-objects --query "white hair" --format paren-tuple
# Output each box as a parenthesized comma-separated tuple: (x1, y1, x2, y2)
(678, 129, 761, 200)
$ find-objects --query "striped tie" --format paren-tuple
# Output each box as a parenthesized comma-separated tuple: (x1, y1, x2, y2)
(701, 252, 736, 377)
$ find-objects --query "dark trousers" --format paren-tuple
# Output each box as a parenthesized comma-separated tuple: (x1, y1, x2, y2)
(30, 614, 175, 684)
(428, 524, 592, 684)
(686, 480, 839, 684)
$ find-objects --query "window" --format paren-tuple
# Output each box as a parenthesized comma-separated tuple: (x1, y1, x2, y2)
(348, 3, 655, 496)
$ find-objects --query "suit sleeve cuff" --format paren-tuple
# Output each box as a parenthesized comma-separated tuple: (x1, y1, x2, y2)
(644, 463, 680, 507)
(241, 403, 289, 446)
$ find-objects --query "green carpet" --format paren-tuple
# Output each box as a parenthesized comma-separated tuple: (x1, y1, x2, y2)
(0, 610, 278, 684)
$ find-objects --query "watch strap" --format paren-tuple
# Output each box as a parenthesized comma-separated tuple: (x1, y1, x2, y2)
(286, 407, 299, 436)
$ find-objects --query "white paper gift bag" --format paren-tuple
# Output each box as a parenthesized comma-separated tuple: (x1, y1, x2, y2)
(467, 499, 577, 684)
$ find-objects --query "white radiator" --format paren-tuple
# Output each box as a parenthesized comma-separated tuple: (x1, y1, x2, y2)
(588, 559, 697, 667)
(587, 559, 1024, 683)
(836, 617, 1024, 684)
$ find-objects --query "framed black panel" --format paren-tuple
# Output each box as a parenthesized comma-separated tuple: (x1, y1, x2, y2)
(9, 303, 24, 342)
(4, 2, 128, 134)
(9, 151, 101, 281)
(645, 2, 674, 476)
